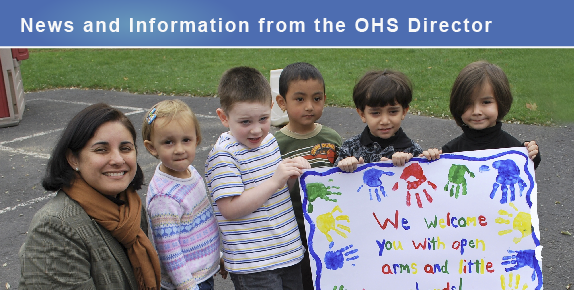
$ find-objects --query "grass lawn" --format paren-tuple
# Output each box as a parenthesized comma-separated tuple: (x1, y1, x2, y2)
(21, 49, 574, 125)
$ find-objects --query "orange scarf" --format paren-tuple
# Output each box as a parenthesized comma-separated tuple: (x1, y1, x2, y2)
(64, 177, 161, 290)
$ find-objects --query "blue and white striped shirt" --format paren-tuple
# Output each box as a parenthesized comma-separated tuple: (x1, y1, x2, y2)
(205, 132, 304, 274)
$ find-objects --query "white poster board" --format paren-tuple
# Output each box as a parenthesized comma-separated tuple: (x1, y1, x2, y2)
(299, 147, 542, 290)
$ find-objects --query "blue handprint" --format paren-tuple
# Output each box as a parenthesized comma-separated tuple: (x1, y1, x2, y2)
(490, 160, 527, 204)
(357, 168, 394, 202)
(324, 244, 359, 270)
(502, 249, 543, 290)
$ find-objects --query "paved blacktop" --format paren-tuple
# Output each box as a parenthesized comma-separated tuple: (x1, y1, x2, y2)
(0, 89, 572, 289)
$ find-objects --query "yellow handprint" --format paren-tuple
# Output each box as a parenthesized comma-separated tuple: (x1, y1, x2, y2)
(316, 205, 350, 248)
(501, 273, 528, 290)
(496, 203, 532, 244)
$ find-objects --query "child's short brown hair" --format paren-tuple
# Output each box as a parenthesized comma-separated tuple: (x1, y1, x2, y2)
(353, 69, 412, 112)
(141, 99, 201, 153)
(450, 61, 513, 127)
(218, 66, 271, 113)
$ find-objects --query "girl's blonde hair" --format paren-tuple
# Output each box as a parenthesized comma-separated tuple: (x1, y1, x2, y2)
(141, 99, 202, 146)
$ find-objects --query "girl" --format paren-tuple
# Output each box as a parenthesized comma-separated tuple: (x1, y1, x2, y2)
(142, 100, 224, 290)
(425, 61, 540, 168)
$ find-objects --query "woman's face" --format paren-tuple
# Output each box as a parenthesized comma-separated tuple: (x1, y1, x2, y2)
(67, 121, 137, 196)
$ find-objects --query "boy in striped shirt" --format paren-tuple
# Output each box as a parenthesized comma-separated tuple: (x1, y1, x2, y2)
(205, 66, 310, 290)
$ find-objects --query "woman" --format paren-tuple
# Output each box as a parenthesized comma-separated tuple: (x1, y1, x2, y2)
(19, 103, 161, 290)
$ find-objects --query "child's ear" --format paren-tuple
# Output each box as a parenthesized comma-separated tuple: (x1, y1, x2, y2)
(356, 108, 367, 123)
(143, 140, 158, 157)
(402, 107, 409, 120)
(216, 108, 230, 128)
(276, 95, 286, 112)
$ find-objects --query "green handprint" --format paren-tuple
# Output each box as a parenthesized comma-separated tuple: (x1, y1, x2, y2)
(306, 182, 342, 213)
(444, 164, 475, 199)
(333, 285, 347, 290)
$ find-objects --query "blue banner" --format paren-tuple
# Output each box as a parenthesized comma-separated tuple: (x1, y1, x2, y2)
(0, 0, 571, 47)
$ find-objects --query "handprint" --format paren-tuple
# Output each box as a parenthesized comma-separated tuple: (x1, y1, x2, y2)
(333, 286, 347, 290)
(316, 205, 350, 248)
(392, 163, 437, 208)
(496, 203, 532, 244)
(500, 273, 528, 290)
(502, 249, 542, 290)
(357, 168, 395, 202)
(324, 244, 359, 270)
(491, 159, 527, 204)
(444, 164, 475, 199)
(306, 182, 342, 213)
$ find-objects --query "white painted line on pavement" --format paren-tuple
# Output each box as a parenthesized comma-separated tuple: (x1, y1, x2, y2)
(195, 114, 218, 119)
(0, 128, 64, 145)
(0, 192, 57, 215)
(0, 145, 51, 159)
(125, 109, 146, 116)
(0, 99, 217, 160)
(27, 98, 94, 106)
(27, 98, 219, 118)
(199, 146, 213, 152)
(27, 98, 146, 114)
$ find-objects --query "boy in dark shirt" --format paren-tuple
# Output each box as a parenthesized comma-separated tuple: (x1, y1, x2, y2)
(336, 69, 422, 172)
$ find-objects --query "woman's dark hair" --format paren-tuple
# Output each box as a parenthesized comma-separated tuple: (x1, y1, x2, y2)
(42, 103, 144, 191)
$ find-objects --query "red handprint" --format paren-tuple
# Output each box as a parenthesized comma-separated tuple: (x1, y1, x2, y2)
(392, 163, 437, 208)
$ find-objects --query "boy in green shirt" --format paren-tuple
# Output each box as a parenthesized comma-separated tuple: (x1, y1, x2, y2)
(274, 62, 342, 290)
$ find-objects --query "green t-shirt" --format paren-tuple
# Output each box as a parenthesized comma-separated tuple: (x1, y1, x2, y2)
(274, 123, 342, 245)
